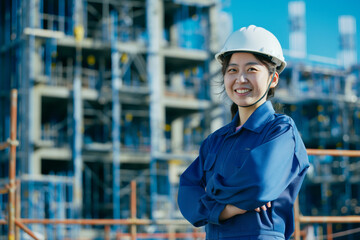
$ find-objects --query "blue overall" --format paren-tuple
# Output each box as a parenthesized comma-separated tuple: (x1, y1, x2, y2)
(178, 101, 309, 240)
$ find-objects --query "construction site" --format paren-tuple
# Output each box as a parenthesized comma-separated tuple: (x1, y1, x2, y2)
(1, 0, 360, 239)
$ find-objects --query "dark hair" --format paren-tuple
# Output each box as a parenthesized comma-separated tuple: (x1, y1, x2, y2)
(220, 52, 278, 118)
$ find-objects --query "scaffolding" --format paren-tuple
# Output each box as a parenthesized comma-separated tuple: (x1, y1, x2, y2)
(0, 0, 220, 237)
(1, 0, 360, 239)
(3, 145, 360, 239)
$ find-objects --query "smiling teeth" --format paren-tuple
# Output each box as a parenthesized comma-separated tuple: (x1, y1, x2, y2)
(236, 89, 250, 94)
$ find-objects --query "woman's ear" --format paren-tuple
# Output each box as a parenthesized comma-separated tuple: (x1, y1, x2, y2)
(270, 72, 279, 88)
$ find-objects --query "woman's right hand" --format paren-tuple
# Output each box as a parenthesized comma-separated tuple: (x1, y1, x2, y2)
(255, 202, 271, 212)
(219, 204, 247, 221)
(219, 202, 271, 221)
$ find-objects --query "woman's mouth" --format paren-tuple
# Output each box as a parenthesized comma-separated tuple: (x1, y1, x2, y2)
(235, 89, 251, 94)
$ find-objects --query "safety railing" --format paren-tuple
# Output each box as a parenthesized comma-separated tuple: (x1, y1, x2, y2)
(5, 148, 360, 239)
(294, 148, 360, 240)
(1, 180, 204, 240)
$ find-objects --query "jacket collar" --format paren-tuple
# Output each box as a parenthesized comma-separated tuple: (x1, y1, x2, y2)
(222, 101, 275, 135)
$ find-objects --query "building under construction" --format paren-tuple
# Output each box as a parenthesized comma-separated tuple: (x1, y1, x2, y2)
(0, 0, 360, 239)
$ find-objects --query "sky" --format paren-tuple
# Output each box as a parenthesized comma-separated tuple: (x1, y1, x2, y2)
(222, 0, 360, 65)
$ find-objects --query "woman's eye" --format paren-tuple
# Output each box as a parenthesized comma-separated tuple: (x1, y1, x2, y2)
(247, 67, 257, 72)
(227, 68, 236, 73)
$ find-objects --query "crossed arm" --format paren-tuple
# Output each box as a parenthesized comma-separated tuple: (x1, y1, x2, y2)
(178, 124, 298, 226)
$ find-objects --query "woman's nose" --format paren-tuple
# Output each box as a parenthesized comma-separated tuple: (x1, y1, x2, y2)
(235, 73, 248, 83)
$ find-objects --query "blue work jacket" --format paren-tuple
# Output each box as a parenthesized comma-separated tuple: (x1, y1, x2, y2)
(178, 101, 309, 240)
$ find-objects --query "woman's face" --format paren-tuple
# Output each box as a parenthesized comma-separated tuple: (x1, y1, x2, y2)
(224, 52, 278, 109)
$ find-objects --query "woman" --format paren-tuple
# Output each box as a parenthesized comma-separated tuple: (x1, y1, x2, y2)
(178, 25, 309, 240)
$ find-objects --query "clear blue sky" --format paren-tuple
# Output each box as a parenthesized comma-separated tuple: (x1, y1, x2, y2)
(222, 0, 360, 63)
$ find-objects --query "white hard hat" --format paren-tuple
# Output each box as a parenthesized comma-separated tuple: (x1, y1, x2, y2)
(215, 25, 287, 73)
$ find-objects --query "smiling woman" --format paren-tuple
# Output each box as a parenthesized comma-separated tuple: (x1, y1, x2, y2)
(223, 52, 278, 121)
(178, 25, 310, 240)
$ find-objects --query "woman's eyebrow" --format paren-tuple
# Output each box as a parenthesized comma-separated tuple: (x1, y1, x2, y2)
(245, 61, 261, 66)
(228, 61, 260, 66)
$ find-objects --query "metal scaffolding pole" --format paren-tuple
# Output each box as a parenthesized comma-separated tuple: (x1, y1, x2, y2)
(110, 10, 122, 220)
(8, 90, 18, 240)
(147, 0, 165, 219)
(73, 0, 84, 219)
(26, 0, 35, 171)
(1, 91, 38, 240)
